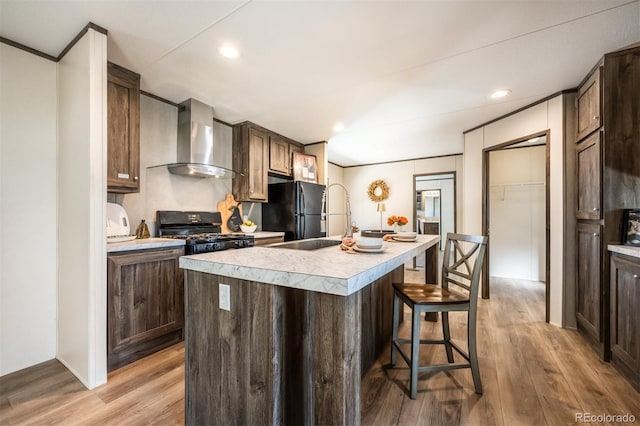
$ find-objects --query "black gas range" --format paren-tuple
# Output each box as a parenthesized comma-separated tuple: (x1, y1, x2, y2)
(157, 211, 254, 255)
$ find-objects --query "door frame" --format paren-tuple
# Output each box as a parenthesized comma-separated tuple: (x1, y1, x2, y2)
(482, 130, 551, 322)
(413, 171, 457, 236)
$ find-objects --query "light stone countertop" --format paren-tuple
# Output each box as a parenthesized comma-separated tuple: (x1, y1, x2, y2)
(180, 234, 440, 296)
(250, 231, 285, 239)
(107, 237, 185, 253)
(608, 244, 640, 259)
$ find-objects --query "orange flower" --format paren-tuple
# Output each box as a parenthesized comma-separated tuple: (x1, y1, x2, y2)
(387, 215, 408, 226)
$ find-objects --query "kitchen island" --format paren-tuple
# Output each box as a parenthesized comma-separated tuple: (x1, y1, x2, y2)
(180, 234, 439, 425)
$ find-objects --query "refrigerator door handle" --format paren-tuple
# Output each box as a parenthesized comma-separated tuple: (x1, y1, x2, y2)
(300, 184, 306, 238)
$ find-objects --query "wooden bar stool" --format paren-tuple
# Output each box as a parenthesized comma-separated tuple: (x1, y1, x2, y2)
(391, 233, 488, 399)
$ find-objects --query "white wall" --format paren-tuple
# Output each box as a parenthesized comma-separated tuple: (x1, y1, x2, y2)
(342, 155, 463, 234)
(121, 95, 236, 235)
(463, 96, 567, 326)
(57, 29, 107, 388)
(489, 146, 546, 281)
(0, 44, 58, 375)
(327, 162, 346, 237)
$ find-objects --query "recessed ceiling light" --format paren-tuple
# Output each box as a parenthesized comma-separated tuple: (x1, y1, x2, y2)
(219, 45, 239, 59)
(490, 89, 511, 99)
(333, 123, 345, 132)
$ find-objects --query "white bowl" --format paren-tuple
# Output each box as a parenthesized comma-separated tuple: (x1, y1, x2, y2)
(240, 224, 257, 233)
(396, 231, 417, 238)
(356, 237, 383, 249)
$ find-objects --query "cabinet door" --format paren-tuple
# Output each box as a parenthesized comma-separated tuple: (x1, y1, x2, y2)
(610, 254, 640, 390)
(576, 132, 601, 220)
(576, 67, 601, 141)
(269, 135, 291, 175)
(247, 127, 269, 201)
(576, 222, 602, 343)
(107, 62, 140, 193)
(107, 247, 184, 370)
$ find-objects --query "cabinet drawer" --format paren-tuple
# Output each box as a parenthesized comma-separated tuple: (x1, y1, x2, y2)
(576, 132, 601, 220)
(576, 66, 601, 141)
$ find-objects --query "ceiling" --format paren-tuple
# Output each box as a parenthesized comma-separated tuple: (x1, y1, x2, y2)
(1, 1, 638, 167)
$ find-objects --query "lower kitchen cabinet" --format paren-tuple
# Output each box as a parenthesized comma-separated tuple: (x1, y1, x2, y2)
(576, 222, 608, 359)
(610, 252, 640, 391)
(107, 247, 184, 371)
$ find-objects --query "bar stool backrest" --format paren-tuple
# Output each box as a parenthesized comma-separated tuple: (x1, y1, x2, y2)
(441, 233, 488, 302)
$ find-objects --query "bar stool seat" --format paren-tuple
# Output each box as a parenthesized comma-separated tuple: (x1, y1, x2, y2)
(391, 233, 488, 399)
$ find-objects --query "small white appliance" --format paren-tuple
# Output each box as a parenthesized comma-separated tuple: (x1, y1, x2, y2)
(107, 202, 136, 242)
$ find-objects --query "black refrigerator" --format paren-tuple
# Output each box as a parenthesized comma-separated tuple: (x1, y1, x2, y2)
(262, 181, 326, 241)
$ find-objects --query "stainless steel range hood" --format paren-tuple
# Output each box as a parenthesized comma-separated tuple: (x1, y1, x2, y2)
(165, 98, 238, 178)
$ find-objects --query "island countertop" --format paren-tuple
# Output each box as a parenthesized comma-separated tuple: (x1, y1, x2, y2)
(179, 234, 439, 296)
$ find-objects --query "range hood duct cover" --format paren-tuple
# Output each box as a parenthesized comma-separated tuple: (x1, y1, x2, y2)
(166, 98, 238, 179)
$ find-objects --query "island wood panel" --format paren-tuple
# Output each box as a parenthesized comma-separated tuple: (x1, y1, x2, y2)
(184, 265, 407, 426)
(184, 271, 281, 426)
(310, 290, 362, 426)
(360, 266, 404, 376)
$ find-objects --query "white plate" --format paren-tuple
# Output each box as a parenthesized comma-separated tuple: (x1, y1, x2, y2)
(107, 235, 137, 243)
(393, 236, 417, 242)
(353, 246, 385, 253)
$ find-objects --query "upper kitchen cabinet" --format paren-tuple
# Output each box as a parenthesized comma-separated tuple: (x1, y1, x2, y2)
(269, 134, 290, 175)
(269, 134, 304, 177)
(233, 121, 305, 201)
(233, 122, 270, 202)
(576, 66, 601, 142)
(573, 45, 640, 361)
(107, 62, 140, 193)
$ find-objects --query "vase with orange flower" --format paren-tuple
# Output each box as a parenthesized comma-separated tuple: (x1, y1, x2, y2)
(387, 215, 408, 233)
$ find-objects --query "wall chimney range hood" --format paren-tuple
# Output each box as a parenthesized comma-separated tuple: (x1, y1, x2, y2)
(160, 98, 239, 179)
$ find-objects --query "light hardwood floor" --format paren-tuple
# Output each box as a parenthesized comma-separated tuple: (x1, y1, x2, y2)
(1, 271, 639, 425)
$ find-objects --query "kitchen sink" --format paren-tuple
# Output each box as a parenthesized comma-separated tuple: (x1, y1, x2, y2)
(269, 239, 341, 251)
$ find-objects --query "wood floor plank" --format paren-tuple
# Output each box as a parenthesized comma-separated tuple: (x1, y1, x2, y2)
(1, 267, 638, 426)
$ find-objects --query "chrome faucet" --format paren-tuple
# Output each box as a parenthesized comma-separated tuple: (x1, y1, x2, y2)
(320, 183, 352, 238)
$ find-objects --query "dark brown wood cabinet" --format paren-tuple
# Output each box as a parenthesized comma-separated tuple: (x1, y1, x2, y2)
(253, 235, 285, 246)
(107, 247, 184, 371)
(233, 121, 305, 201)
(610, 252, 640, 392)
(576, 132, 601, 220)
(576, 222, 602, 347)
(576, 67, 601, 141)
(107, 62, 140, 193)
(269, 134, 291, 175)
(574, 45, 640, 361)
(233, 123, 270, 202)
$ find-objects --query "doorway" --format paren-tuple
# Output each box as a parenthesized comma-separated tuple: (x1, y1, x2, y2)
(482, 131, 550, 322)
(413, 172, 456, 267)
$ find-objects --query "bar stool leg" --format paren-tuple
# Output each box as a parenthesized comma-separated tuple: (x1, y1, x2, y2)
(410, 307, 421, 399)
(442, 311, 454, 363)
(391, 291, 400, 366)
(468, 310, 483, 394)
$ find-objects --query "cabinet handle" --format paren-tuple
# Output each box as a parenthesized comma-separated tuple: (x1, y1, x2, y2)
(634, 274, 638, 279)
(134, 176, 139, 181)
(592, 207, 599, 211)
(593, 115, 599, 121)
(593, 233, 598, 237)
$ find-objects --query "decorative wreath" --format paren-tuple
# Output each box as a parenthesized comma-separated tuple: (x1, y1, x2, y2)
(367, 179, 390, 202)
